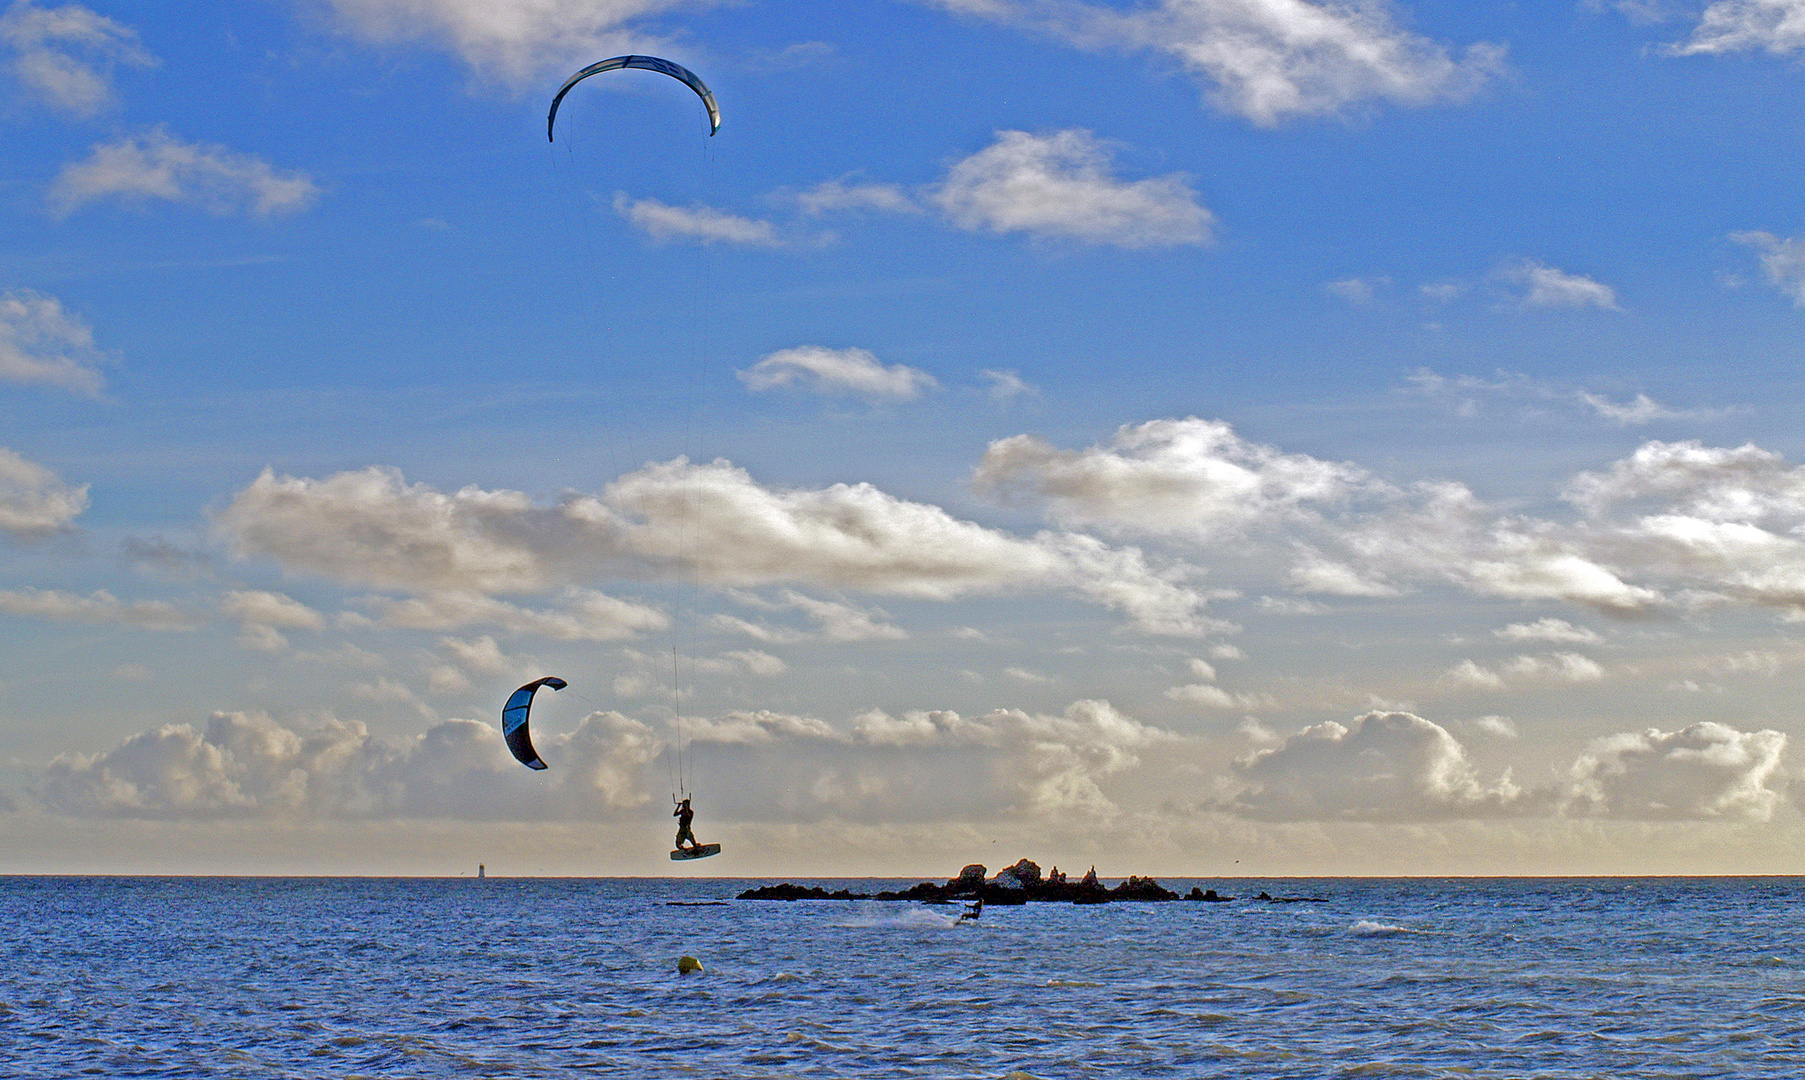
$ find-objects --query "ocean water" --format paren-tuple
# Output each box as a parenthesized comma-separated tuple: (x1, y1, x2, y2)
(2, 876, 1801, 1078)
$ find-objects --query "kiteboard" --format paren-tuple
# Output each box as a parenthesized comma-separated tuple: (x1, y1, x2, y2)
(670, 844, 721, 861)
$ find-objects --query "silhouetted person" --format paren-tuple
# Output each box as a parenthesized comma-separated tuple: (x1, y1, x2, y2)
(674, 797, 700, 851)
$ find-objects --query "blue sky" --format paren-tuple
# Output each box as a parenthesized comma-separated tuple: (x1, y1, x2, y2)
(6, 0, 1805, 875)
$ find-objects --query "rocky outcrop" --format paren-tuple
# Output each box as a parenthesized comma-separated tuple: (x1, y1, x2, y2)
(740, 859, 1245, 905)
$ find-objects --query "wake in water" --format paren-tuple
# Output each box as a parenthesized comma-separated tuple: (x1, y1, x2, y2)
(1349, 919, 1435, 937)
(834, 906, 963, 929)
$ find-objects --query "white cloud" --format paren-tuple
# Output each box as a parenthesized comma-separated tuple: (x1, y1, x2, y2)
(709, 590, 907, 642)
(613, 194, 781, 246)
(0, 587, 193, 630)
(1329, 480, 1664, 613)
(1497, 259, 1621, 310)
(217, 458, 1219, 636)
(1563, 722, 1787, 820)
(1164, 682, 1273, 710)
(220, 589, 325, 652)
(0, 0, 155, 117)
(438, 634, 514, 674)
(0, 446, 87, 534)
(1285, 546, 1398, 596)
(1577, 392, 1689, 424)
(50, 128, 320, 218)
(1672, 0, 1805, 55)
(980, 368, 1038, 402)
(313, 0, 695, 84)
(1228, 711, 1522, 820)
(1733, 230, 1805, 305)
(698, 649, 788, 677)
(1504, 651, 1606, 683)
(36, 708, 662, 819)
(739, 346, 939, 400)
(973, 417, 1369, 539)
(849, 699, 1173, 816)
(795, 177, 921, 215)
(775, 590, 908, 641)
(931, 129, 1213, 247)
(220, 589, 324, 630)
(359, 588, 667, 641)
(1408, 368, 1720, 425)
(1442, 659, 1504, 689)
(0, 289, 107, 395)
(1472, 715, 1518, 739)
(1495, 618, 1600, 644)
(1325, 276, 1384, 305)
(928, 0, 1503, 126)
(1564, 440, 1805, 523)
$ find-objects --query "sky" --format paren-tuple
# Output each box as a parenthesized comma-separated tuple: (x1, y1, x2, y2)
(6, 0, 1805, 876)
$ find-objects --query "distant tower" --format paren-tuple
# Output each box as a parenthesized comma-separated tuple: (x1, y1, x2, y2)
(478, 864, 485, 879)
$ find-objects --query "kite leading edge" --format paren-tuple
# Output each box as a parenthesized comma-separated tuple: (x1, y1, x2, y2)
(547, 55, 721, 141)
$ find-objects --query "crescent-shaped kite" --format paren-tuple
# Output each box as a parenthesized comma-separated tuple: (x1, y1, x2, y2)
(500, 676, 567, 770)
(548, 55, 720, 141)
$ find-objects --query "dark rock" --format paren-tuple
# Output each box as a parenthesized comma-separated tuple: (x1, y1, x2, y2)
(951, 864, 987, 890)
(999, 858, 1042, 887)
(1185, 887, 1232, 902)
(736, 883, 871, 901)
(1111, 876, 1179, 901)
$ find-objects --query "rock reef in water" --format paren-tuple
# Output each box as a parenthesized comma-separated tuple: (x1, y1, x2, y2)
(734, 883, 871, 901)
(735, 857, 1267, 905)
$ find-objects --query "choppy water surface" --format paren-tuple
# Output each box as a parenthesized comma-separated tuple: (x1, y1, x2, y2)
(3, 876, 1802, 1078)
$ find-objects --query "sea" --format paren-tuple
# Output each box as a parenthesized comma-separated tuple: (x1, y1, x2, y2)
(2, 876, 1800, 1078)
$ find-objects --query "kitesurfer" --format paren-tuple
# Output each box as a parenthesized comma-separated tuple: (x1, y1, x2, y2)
(674, 796, 701, 852)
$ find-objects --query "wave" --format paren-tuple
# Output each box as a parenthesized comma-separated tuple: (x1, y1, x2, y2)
(1350, 919, 1430, 937)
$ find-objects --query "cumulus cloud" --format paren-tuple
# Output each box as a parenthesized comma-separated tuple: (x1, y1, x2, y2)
(1229, 711, 1522, 820)
(0, 0, 154, 117)
(973, 417, 1369, 539)
(931, 129, 1213, 247)
(0, 446, 87, 534)
(1564, 722, 1787, 820)
(37, 708, 662, 820)
(846, 699, 1172, 816)
(928, 0, 1503, 125)
(313, 0, 693, 84)
(217, 458, 1218, 636)
(1496, 259, 1621, 310)
(40, 697, 1166, 824)
(1733, 230, 1805, 305)
(1564, 440, 1805, 523)
(0, 587, 193, 630)
(0, 289, 107, 395)
(739, 346, 939, 400)
(613, 194, 782, 246)
(1672, 0, 1805, 55)
(50, 128, 320, 217)
(969, 417, 1805, 619)
(971, 417, 1676, 613)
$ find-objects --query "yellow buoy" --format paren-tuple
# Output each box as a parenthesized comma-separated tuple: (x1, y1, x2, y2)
(677, 955, 703, 974)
